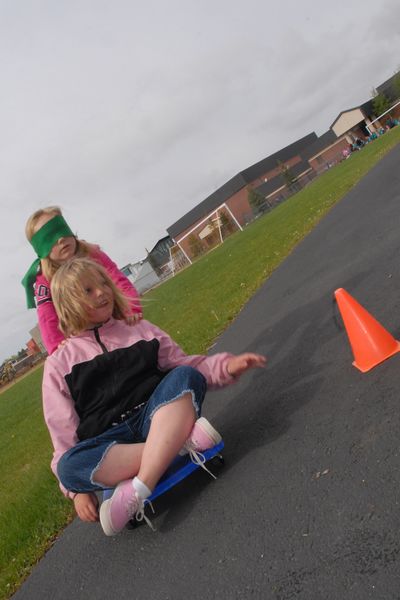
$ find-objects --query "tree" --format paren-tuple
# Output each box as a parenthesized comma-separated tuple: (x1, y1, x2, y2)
(277, 160, 297, 189)
(247, 186, 265, 213)
(371, 87, 391, 116)
(392, 70, 400, 100)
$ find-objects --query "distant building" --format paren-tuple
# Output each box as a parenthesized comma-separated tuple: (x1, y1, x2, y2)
(121, 259, 161, 295)
(302, 130, 350, 174)
(114, 75, 400, 281)
(253, 158, 315, 206)
(163, 72, 400, 265)
(146, 236, 174, 276)
(11, 354, 36, 374)
(167, 132, 319, 260)
(29, 325, 46, 354)
(330, 88, 400, 141)
(330, 99, 377, 139)
(26, 338, 41, 355)
(252, 129, 352, 207)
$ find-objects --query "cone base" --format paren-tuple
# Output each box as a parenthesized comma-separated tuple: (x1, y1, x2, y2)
(352, 340, 400, 372)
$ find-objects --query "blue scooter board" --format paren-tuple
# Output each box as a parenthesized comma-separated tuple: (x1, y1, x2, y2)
(102, 440, 224, 503)
(148, 440, 224, 501)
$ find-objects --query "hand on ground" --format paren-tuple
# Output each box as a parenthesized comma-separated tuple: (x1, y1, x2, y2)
(73, 492, 99, 522)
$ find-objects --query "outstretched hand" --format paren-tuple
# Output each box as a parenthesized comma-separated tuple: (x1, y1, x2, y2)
(73, 492, 99, 522)
(227, 353, 266, 378)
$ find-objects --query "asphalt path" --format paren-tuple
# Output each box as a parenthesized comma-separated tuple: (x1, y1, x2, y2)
(12, 144, 400, 600)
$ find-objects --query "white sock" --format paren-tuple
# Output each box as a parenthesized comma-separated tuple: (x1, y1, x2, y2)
(132, 476, 151, 499)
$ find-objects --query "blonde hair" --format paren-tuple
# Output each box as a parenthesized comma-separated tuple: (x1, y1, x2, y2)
(25, 206, 62, 241)
(51, 258, 130, 336)
(25, 206, 95, 282)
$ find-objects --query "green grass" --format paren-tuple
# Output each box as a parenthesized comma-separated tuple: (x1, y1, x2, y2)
(2, 126, 400, 598)
(0, 368, 74, 598)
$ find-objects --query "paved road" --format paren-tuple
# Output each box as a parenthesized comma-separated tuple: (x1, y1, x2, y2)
(13, 145, 400, 600)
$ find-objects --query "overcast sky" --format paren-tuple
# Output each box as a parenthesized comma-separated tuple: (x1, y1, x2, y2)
(1, 0, 400, 362)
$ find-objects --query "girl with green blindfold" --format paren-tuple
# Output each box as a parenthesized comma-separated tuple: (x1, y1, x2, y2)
(22, 206, 142, 354)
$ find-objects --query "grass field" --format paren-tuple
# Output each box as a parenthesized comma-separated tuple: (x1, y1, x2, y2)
(0, 368, 74, 599)
(2, 125, 400, 598)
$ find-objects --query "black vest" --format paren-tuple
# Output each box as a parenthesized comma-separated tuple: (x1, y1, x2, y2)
(65, 338, 167, 440)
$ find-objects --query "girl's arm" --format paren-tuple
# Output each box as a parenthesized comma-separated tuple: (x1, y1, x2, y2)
(145, 321, 257, 388)
(91, 248, 142, 315)
(35, 275, 65, 354)
(42, 359, 80, 499)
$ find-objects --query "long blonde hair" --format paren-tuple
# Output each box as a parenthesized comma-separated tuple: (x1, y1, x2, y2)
(51, 258, 130, 336)
(25, 206, 95, 281)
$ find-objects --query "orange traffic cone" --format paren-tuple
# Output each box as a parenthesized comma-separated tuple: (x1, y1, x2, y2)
(334, 287, 400, 372)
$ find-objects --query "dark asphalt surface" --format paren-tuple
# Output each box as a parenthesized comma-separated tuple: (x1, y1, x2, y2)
(12, 145, 400, 600)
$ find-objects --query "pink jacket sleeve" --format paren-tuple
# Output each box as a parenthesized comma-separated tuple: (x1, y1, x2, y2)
(145, 321, 237, 389)
(34, 274, 65, 355)
(42, 358, 80, 499)
(91, 248, 142, 315)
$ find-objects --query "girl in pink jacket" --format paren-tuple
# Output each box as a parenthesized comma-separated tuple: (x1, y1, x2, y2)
(22, 206, 142, 354)
(43, 257, 266, 536)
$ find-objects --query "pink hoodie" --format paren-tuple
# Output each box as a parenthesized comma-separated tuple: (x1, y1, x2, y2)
(42, 318, 235, 498)
(35, 247, 141, 354)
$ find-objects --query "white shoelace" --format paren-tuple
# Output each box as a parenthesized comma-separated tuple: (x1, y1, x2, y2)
(186, 446, 217, 480)
(127, 496, 156, 531)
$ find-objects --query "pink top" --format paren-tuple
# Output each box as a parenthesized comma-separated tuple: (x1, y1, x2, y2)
(34, 247, 141, 354)
(42, 318, 236, 498)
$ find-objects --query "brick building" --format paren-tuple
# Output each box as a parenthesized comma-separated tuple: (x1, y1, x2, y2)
(166, 73, 400, 263)
(167, 132, 318, 260)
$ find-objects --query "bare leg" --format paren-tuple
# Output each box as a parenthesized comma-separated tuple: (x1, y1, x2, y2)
(93, 443, 145, 487)
(94, 393, 195, 490)
(137, 393, 196, 490)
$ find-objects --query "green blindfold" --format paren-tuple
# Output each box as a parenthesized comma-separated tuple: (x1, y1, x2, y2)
(21, 215, 75, 309)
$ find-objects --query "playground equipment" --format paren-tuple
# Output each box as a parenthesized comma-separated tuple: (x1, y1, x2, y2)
(0, 361, 16, 386)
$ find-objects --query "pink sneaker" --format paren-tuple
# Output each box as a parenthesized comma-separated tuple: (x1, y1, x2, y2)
(180, 418, 222, 479)
(185, 417, 222, 452)
(100, 480, 151, 536)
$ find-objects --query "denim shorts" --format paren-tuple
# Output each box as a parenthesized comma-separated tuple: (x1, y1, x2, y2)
(57, 366, 207, 494)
